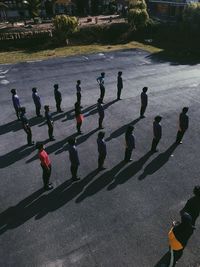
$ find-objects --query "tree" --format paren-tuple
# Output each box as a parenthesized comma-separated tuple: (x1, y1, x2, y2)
(128, 0, 149, 30)
(53, 15, 78, 44)
(23, 0, 41, 18)
(183, 3, 200, 33)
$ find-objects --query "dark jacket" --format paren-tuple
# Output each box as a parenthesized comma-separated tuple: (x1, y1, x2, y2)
(69, 145, 80, 165)
(125, 133, 135, 150)
(117, 76, 123, 89)
(179, 112, 189, 131)
(54, 89, 62, 102)
(173, 221, 194, 248)
(181, 196, 200, 225)
(97, 103, 104, 118)
(12, 95, 20, 109)
(141, 92, 148, 106)
(97, 138, 107, 156)
(45, 111, 53, 126)
(20, 113, 29, 129)
(32, 92, 41, 108)
(153, 121, 162, 139)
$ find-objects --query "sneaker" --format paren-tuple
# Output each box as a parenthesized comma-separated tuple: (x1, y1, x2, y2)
(72, 177, 81, 182)
(28, 142, 35, 146)
(49, 137, 55, 141)
(44, 185, 54, 191)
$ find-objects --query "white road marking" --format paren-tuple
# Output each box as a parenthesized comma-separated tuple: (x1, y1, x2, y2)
(0, 75, 5, 79)
(0, 69, 9, 74)
(98, 53, 105, 56)
(26, 60, 42, 63)
(82, 56, 89, 60)
(0, 79, 9, 84)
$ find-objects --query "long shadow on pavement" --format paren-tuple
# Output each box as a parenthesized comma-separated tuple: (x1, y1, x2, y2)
(105, 117, 141, 142)
(75, 161, 126, 203)
(154, 251, 170, 267)
(0, 169, 99, 235)
(107, 151, 153, 191)
(62, 105, 97, 122)
(0, 117, 44, 136)
(138, 143, 178, 181)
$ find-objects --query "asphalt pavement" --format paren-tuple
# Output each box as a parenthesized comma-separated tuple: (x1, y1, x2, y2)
(0, 49, 200, 267)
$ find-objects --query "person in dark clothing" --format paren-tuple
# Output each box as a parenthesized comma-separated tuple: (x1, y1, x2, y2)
(36, 142, 53, 191)
(168, 212, 195, 267)
(76, 80, 82, 106)
(20, 107, 34, 146)
(124, 125, 135, 162)
(180, 185, 200, 226)
(54, 84, 63, 113)
(97, 131, 107, 171)
(140, 87, 148, 118)
(97, 98, 104, 129)
(151, 115, 162, 152)
(11, 88, 21, 120)
(117, 71, 123, 100)
(44, 105, 55, 141)
(32, 87, 42, 117)
(97, 72, 105, 103)
(75, 102, 83, 134)
(68, 138, 80, 181)
(176, 107, 189, 144)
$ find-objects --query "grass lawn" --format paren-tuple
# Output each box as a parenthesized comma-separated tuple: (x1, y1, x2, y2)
(0, 41, 162, 64)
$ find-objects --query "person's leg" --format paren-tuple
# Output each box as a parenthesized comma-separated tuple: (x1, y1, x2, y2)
(117, 88, 121, 99)
(151, 138, 157, 151)
(42, 166, 49, 188)
(124, 148, 132, 161)
(98, 154, 105, 169)
(99, 116, 103, 128)
(176, 130, 185, 143)
(48, 125, 54, 139)
(140, 105, 146, 117)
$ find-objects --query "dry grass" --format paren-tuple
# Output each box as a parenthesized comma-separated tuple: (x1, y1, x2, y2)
(0, 41, 162, 64)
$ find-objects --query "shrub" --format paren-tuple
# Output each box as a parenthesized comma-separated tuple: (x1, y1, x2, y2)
(128, 8, 149, 30)
(53, 15, 78, 44)
(183, 3, 200, 33)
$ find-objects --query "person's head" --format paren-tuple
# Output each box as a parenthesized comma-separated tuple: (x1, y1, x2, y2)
(142, 87, 148, 93)
(98, 98, 102, 104)
(68, 137, 76, 146)
(54, 84, 58, 90)
(44, 105, 49, 112)
(126, 125, 134, 134)
(32, 87, 37, 93)
(193, 185, 200, 197)
(101, 72, 105, 77)
(35, 142, 44, 151)
(182, 107, 189, 114)
(98, 131, 105, 139)
(20, 107, 26, 114)
(11, 89, 16, 95)
(77, 80, 81, 85)
(118, 71, 122, 76)
(155, 116, 162, 123)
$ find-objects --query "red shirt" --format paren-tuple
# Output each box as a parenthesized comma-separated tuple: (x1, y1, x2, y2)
(39, 149, 51, 168)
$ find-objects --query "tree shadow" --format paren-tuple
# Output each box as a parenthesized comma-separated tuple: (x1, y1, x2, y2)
(138, 143, 178, 181)
(0, 117, 44, 136)
(107, 151, 153, 191)
(62, 105, 96, 122)
(75, 161, 126, 203)
(0, 145, 36, 168)
(0, 170, 99, 235)
(105, 117, 141, 141)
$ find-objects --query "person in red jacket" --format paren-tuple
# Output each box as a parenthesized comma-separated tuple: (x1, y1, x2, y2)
(36, 142, 53, 191)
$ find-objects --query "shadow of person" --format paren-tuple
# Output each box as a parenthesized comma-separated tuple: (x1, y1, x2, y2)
(138, 143, 178, 181)
(35, 169, 99, 219)
(83, 99, 118, 118)
(0, 145, 36, 168)
(62, 105, 97, 122)
(0, 170, 99, 235)
(107, 151, 153, 190)
(76, 161, 126, 203)
(153, 251, 170, 267)
(105, 117, 141, 141)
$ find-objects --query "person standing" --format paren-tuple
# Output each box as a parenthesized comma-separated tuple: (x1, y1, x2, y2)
(75, 102, 83, 134)
(20, 107, 34, 146)
(117, 71, 123, 100)
(97, 131, 107, 171)
(151, 116, 162, 152)
(180, 185, 200, 226)
(97, 98, 104, 129)
(168, 213, 195, 267)
(36, 142, 53, 191)
(76, 80, 82, 106)
(32, 87, 42, 117)
(176, 107, 189, 144)
(140, 87, 148, 118)
(54, 84, 63, 113)
(97, 72, 105, 103)
(11, 89, 21, 120)
(44, 105, 55, 141)
(68, 138, 80, 181)
(124, 125, 135, 162)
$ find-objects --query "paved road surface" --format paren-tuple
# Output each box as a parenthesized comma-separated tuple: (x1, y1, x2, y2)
(0, 50, 200, 267)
